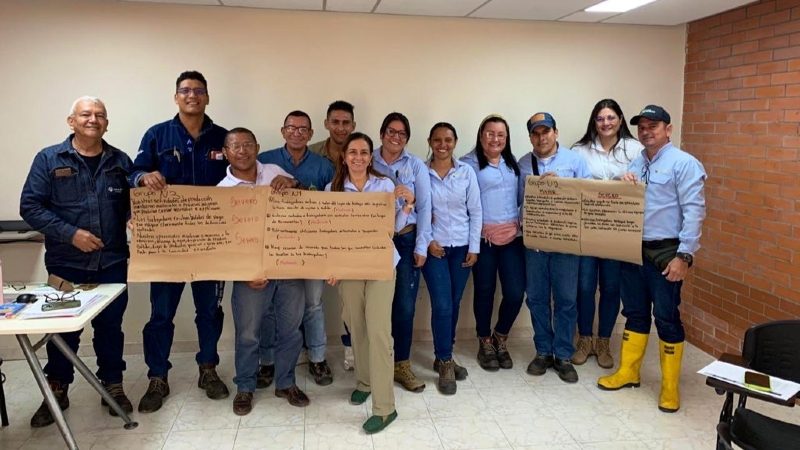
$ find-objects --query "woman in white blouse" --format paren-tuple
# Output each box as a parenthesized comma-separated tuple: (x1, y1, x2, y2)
(571, 99, 643, 369)
(325, 132, 414, 434)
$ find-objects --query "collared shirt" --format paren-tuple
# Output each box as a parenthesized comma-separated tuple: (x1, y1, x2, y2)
(427, 158, 482, 253)
(459, 149, 520, 225)
(257, 145, 334, 191)
(217, 161, 293, 187)
(130, 114, 228, 187)
(309, 138, 334, 162)
(571, 137, 643, 180)
(325, 174, 408, 266)
(628, 143, 706, 255)
(372, 147, 432, 256)
(517, 145, 591, 204)
(21, 135, 132, 271)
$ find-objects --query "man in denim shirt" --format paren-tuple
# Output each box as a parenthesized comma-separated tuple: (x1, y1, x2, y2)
(129, 71, 229, 413)
(20, 96, 133, 427)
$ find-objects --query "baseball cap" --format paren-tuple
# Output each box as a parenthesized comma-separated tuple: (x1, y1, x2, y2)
(630, 105, 671, 125)
(527, 112, 556, 133)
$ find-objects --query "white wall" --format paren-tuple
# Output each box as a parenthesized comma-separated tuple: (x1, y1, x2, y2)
(0, 0, 686, 356)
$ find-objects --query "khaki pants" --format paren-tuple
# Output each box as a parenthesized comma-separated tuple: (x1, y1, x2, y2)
(338, 276, 396, 416)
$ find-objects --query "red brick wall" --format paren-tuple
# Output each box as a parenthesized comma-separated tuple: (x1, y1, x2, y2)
(682, 0, 800, 356)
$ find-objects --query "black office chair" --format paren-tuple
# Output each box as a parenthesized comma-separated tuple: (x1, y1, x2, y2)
(706, 320, 800, 450)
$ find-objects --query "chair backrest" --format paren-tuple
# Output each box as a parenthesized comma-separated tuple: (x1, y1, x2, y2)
(742, 320, 800, 383)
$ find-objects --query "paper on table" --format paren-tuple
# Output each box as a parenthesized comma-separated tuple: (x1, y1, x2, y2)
(18, 292, 104, 319)
(698, 360, 800, 401)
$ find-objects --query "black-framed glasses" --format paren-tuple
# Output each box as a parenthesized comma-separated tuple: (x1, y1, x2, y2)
(44, 291, 80, 303)
(282, 125, 310, 136)
(4, 282, 26, 291)
(176, 87, 208, 96)
(641, 163, 650, 185)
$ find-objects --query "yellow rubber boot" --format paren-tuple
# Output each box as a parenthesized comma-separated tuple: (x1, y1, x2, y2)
(658, 340, 684, 413)
(597, 330, 649, 390)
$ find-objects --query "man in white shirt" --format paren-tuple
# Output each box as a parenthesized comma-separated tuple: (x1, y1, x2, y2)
(217, 128, 309, 415)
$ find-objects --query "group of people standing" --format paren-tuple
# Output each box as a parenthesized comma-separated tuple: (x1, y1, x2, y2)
(19, 69, 705, 435)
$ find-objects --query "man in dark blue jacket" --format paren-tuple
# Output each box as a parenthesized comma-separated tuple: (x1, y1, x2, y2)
(129, 71, 229, 413)
(20, 96, 133, 427)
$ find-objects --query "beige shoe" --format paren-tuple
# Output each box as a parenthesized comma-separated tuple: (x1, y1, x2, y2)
(572, 335, 594, 365)
(595, 337, 614, 369)
(394, 360, 425, 393)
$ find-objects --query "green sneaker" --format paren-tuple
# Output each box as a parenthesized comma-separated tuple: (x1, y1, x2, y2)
(350, 389, 371, 405)
(363, 411, 397, 434)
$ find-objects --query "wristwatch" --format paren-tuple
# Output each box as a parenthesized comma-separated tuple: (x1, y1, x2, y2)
(676, 252, 693, 266)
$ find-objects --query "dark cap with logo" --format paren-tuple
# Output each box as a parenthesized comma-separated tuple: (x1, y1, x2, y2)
(527, 112, 556, 133)
(630, 105, 671, 125)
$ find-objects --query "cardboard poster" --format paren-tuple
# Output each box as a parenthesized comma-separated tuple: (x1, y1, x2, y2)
(129, 186, 394, 282)
(522, 176, 645, 264)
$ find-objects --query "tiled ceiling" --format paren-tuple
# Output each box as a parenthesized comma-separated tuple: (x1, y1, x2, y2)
(122, 0, 756, 26)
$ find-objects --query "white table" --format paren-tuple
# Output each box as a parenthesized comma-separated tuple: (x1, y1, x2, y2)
(0, 283, 138, 449)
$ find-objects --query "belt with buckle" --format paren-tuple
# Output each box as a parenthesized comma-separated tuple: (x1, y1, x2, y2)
(395, 224, 416, 236)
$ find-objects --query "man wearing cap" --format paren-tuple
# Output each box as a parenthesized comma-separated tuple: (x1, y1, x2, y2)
(597, 105, 706, 413)
(518, 112, 590, 384)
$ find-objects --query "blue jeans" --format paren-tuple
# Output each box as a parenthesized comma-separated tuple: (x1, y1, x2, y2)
(302, 279, 326, 363)
(260, 279, 327, 364)
(392, 230, 421, 362)
(620, 259, 685, 343)
(472, 237, 526, 338)
(525, 250, 579, 360)
(143, 280, 224, 378)
(422, 245, 471, 361)
(577, 256, 622, 338)
(232, 280, 304, 392)
(44, 262, 128, 385)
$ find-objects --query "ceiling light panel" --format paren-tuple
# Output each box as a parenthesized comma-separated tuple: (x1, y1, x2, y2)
(603, 0, 753, 25)
(471, 0, 599, 20)
(585, 0, 656, 13)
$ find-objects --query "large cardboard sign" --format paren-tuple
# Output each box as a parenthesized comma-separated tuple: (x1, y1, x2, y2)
(522, 176, 645, 264)
(129, 186, 395, 282)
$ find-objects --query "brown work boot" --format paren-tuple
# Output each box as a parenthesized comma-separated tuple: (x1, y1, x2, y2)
(492, 332, 513, 369)
(477, 337, 499, 371)
(275, 385, 310, 407)
(138, 376, 170, 413)
(595, 337, 614, 369)
(394, 360, 425, 392)
(30, 380, 69, 428)
(572, 335, 595, 365)
(100, 382, 133, 416)
(198, 364, 230, 400)
(434, 358, 468, 381)
(436, 359, 457, 395)
(232, 391, 254, 416)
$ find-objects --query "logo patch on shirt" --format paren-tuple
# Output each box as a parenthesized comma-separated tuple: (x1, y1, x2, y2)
(54, 167, 75, 177)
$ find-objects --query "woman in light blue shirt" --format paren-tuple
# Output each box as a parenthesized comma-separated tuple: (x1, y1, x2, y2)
(325, 132, 413, 434)
(421, 122, 482, 395)
(459, 115, 526, 372)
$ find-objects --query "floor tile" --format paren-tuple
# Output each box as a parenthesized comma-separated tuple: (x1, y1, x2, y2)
(233, 425, 304, 449)
(494, 411, 576, 447)
(303, 421, 373, 450)
(371, 417, 442, 450)
(163, 428, 237, 450)
(433, 415, 510, 449)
